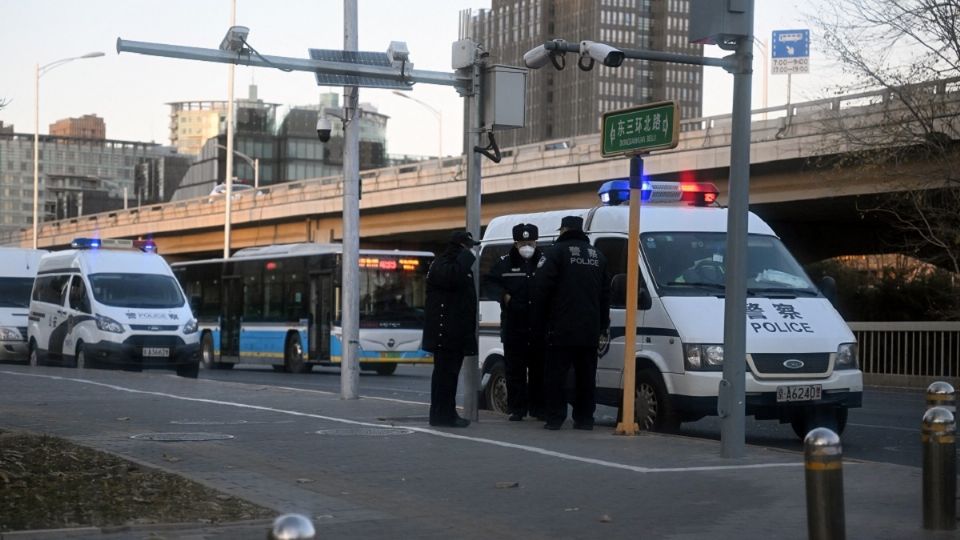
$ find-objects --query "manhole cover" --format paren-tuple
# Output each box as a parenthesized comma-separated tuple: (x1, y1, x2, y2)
(377, 416, 430, 423)
(130, 432, 235, 441)
(315, 427, 414, 437)
(170, 420, 249, 425)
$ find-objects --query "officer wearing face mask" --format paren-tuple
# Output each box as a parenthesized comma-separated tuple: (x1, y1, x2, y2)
(485, 223, 545, 421)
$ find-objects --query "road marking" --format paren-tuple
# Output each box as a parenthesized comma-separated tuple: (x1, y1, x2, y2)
(1, 370, 804, 475)
(848, 422, 919, 433)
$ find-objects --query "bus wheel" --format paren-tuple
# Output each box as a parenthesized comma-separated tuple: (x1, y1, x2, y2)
(272, 365, 287, 373)
(633, 369, 680, 433)
(375, 363, 397, 376)
(285, 334, 311, 374)
(200, 333, 216, 369)
(484, 360, 509, 414)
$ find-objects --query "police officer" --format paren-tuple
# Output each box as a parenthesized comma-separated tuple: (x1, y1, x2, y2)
(422, 230, 480, 428)
(535, 215, 610, 430)
(486, 223, 545, 421)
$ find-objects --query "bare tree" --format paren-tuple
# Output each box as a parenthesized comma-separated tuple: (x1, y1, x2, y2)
(810, 0, 960, 294)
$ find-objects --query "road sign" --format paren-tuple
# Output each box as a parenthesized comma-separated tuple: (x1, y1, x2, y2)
(771, 29, 809, 74)
(601, 101, 679, 157)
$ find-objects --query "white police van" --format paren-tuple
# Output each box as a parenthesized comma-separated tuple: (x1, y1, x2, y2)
(27, 238, 201, 378)
(0, 248, 46, 362)
(478, 180, 862, 439)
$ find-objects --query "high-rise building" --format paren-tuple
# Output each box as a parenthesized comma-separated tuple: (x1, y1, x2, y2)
(167, 85, 279, 157)
(460, 0, 702, 147)
(49, 114, 106, 139)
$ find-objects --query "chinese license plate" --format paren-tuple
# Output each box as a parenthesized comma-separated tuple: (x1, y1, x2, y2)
(382, 352, 401, 359)
(776, 384, 822, 402)
(143, 347, 170, 358)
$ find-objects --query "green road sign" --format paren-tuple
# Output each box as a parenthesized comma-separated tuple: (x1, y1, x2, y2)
(601, 101, 680, 157)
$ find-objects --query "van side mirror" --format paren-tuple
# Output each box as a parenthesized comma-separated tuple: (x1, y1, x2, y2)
(611, 273, 652, 310)
(819, 276, 838, 307)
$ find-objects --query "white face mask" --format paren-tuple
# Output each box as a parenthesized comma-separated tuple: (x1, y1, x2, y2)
(518, 245, 536, 259)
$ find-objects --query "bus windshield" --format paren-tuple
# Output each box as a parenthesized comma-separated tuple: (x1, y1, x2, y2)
(642, 232, 818, 297)
(0, 278, 34, 308)
(89, 273, 185, 309)
(359, 258, 428, 328)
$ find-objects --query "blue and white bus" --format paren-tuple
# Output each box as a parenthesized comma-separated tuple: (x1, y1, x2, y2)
(171, 243, 434, 375)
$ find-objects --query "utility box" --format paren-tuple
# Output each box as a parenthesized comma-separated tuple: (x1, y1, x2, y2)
(689, 0, 753, 45)
(482, 65, 526, 130)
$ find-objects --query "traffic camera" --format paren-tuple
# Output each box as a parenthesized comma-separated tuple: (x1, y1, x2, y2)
(579, 41, 624, 68)
(316, 117, 332, 142)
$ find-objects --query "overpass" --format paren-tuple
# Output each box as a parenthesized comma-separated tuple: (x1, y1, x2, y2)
(6, 78, 959, 262)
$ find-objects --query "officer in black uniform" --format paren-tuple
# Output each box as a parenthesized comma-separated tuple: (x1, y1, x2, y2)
(535, 215, 610, 430)
(422, 230, 480, 428)
(486, 223, 545, 421)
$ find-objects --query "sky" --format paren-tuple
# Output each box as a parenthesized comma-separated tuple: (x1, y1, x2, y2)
(0, 1, 838, 159)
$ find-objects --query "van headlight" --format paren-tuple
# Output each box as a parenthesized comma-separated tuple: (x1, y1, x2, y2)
(183, 319, 198, 334)
(684, 344, 724, 371)
(835, 343, 858, 370)
(95, 315, 125, 334)
(0, 327, 23, 341)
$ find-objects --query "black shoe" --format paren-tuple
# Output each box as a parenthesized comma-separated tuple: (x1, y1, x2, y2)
(508, 413, 524, 422)
(430, 417, 470, 428)
(573, 422, 594, 431)
(450, 417, 470, 428)
(543, 423, 562, 430)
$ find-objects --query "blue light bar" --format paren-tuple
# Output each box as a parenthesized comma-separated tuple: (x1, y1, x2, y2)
(71, 237, 101, 249)
(597, 179, 653, 206)
(598, 180, 720, 206)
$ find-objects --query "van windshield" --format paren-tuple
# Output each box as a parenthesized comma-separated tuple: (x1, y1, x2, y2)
(0, 278, 34, 308)
(89, 273, 185, 309)
(642, 232, 818, 297)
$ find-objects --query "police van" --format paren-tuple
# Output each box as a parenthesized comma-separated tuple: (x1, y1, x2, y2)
(0, 248, 46, 362)
(478, 180, 862, 439)
(27, 238, 201, 378)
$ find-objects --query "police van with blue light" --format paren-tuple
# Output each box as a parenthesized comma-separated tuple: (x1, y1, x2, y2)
(478, 180, 862, 439)
(27, 238, 201, 378)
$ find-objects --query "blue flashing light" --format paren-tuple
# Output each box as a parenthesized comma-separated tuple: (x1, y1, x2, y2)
(598, 179, 654, 206)
(71, 237, 101, 249)
(134, 239, 157, 253)
(598, 180, 720, 206)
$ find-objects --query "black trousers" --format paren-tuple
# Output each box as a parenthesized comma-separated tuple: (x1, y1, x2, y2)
(544, 345, 597, 426)
(430, 348, 464, 423)
(503, 341, 545, 417)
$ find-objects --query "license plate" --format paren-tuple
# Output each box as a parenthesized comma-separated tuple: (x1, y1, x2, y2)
(382, 352, 401, 359)
(143, 347, 170, 358)
(776, 384, 822, 402)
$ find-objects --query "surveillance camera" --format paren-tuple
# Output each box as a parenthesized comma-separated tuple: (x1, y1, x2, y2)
(316, 117, 332, 142)
(219, 25, 250, 52)
(580, 40, 624, 67)
(523, 45, 552, 69)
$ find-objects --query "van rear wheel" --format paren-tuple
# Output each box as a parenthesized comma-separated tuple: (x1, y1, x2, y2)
(484, 360, 509, 414)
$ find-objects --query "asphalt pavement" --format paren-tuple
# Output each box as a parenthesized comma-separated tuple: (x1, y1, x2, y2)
(0, 363, 956, 539)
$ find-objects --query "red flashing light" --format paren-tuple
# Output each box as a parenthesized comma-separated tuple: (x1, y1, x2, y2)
(678, 182, 720, 206)
(265, 261, 278, 271)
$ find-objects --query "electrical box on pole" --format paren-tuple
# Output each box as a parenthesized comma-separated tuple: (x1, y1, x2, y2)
(688, 0, 752, 45)
(481, 65, 526, 130)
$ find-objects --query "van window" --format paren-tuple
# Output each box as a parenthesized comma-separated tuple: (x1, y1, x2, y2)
(0, 277, 34, 308)
(88, 273, 185, 309)
(68, 276, 91, 314)
(33, 275, 70, 306)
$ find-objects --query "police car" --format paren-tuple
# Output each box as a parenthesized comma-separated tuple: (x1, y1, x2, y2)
(27, 238, 201, 377)
(0, 248, 46, 362)
(478, 180, 862, 439)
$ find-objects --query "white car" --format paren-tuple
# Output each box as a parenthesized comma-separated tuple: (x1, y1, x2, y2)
(0, 248, 47, 362)
(208, 183, 256, 202)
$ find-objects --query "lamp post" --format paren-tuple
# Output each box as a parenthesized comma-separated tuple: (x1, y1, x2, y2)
(216, 144, 259, 188)
(32, 51, 104, 249)
(392, 90, 443, 169)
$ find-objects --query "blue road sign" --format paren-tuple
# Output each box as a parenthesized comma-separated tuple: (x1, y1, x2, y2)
(771, 29, 810, 59)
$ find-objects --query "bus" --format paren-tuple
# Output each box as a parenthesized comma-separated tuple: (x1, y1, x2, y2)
(171, 243, 434, 375)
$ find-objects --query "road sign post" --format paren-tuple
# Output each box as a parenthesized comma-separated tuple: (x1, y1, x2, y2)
(771, 29, 810, 114)
(601, 102, 679, 436)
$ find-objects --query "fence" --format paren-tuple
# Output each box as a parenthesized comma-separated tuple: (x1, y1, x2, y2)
(848, 322, 960, 387)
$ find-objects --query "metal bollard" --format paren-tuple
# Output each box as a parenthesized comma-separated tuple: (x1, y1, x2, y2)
(925, 381, 956, 414)
(268, 513, 316, 540)
(804, 427, 845, 540)
(922, 406, 956, 531)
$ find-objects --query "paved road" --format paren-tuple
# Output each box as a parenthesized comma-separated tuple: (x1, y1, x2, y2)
(198, 364, 930, 468)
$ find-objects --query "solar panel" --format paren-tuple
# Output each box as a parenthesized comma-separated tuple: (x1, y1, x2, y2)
(308, 49, 412, 89)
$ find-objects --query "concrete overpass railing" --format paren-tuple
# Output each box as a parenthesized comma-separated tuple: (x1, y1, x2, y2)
(850, 321, 960, 388)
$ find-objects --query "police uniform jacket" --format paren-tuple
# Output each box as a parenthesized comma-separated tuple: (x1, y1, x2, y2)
(421, 244, 478, 355)
(485, 246, 544, 346)
(534, 230, 611, 348)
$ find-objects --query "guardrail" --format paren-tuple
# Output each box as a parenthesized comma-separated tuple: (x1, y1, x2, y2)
(848, 321, 960, 387)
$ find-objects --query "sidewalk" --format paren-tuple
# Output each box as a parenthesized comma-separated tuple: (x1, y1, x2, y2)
(0, 365, 956, 539)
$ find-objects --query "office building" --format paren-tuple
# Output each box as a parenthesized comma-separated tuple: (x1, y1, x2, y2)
(460, 0, 703, 147)
(49, 114, 106, 139)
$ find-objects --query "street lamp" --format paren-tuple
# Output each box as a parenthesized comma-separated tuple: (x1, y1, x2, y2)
(392, 90, 443, 170)
(216, 144, 259, 188)
(33, 51, 104, 249)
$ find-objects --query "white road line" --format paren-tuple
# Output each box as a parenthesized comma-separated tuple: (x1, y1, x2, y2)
(848, 422, 919, 433)
(1, 370, 803, 475)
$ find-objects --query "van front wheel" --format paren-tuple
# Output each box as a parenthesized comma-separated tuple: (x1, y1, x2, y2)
(633, 369, 680, 433)
(74, 343, 86, 369)
(790, 406, 848, 440)
(29, 341, 40, 367)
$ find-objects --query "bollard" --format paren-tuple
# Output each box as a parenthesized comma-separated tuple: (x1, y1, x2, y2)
(804, 427, 845, 540)
(922, 406, 956, 531)
(925, 381, 956, 414)
(268, 513, 316, 540)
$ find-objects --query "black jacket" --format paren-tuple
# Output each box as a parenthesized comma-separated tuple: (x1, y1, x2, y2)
(534, 230, 611, 348)
(421, 244, 478, 355)
(485, 246, 544, 346)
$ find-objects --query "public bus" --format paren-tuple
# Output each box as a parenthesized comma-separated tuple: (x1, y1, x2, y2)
(171, 243, 434, 375)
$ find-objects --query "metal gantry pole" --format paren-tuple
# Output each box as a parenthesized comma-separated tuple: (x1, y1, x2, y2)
(340, 0, 361, 400)
(462, 50, 483, 421)
(719, 10, 755, 459)
(223, 0, 237, 259)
